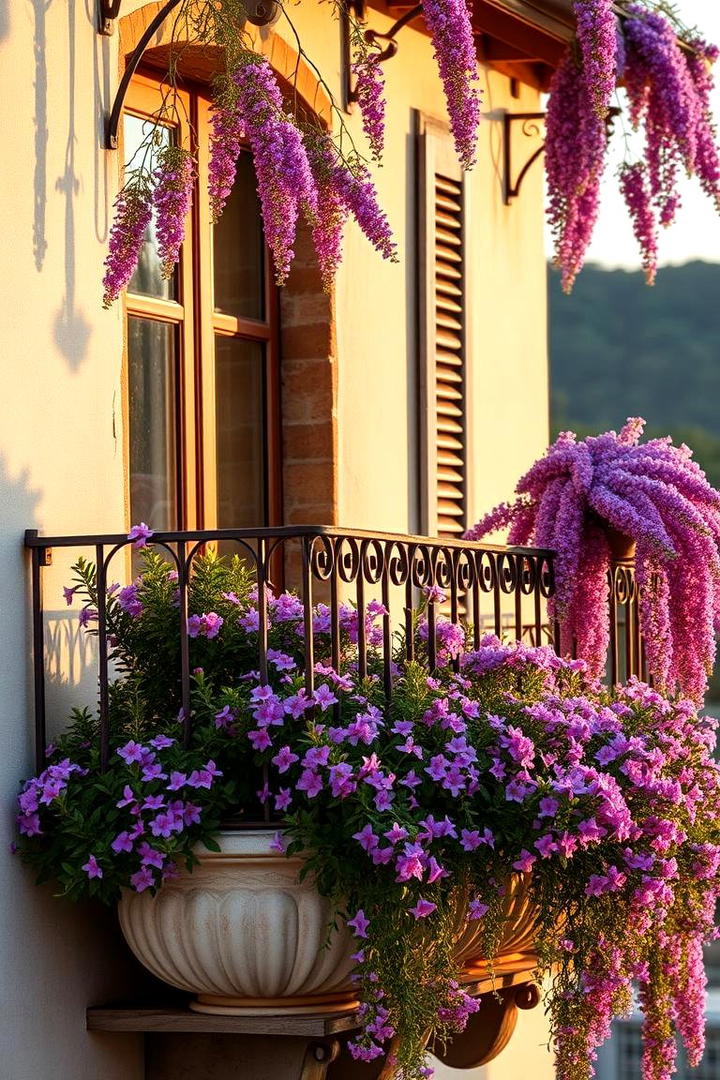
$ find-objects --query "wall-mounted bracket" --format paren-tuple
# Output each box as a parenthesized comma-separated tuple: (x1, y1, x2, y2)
(98, 0, 122, 36)
(342, 1, 423, 111)
(503, 105, 621, 205)
(503, 111, 546, 205)
(103, 0, 280, 148)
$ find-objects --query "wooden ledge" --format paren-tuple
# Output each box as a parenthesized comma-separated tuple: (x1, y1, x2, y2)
(87, 1006, 360, 1037)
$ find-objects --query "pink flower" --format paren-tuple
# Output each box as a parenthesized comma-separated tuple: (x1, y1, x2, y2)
(408, 897, 437, 919)
(82, 854, 103, 879)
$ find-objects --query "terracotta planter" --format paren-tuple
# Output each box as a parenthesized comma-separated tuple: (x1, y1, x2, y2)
(117, 828, 358, 1016)
(589, 516, 636, 562)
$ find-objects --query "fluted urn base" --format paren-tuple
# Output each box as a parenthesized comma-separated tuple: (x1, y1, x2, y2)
(118, 829, 358, 1016)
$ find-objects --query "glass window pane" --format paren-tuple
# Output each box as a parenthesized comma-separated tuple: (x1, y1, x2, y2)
(129, 317, 178, 530)
(215, 336, 266, 528)
(124, 114, 177, 301)
(213, 151, 265, 321)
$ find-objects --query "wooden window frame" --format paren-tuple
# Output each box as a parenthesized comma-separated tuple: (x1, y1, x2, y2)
(122, 71, 282, 532)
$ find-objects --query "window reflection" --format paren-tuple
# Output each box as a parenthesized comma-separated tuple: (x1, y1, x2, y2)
(128, 317, 178, 530)
(215, 336, 265, 528)
(213, 151, 265, 321)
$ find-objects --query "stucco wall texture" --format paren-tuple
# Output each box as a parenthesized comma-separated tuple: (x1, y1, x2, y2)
(0, 2, 550, 1077)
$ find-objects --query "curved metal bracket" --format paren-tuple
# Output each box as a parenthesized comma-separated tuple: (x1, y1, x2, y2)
(503, 111, 546, 205)
(104, 0, 281, 149)
(503, 105, 621, 205)
(342, 1, 423, 110)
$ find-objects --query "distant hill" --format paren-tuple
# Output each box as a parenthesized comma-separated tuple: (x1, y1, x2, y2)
(549, 260, 720, 486)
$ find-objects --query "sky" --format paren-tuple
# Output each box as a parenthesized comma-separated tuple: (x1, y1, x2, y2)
(546, 1, 720, 270)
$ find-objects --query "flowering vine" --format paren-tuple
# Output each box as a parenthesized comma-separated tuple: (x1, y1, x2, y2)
(466, 419, 720, 702)
(549, 3, 720, 291)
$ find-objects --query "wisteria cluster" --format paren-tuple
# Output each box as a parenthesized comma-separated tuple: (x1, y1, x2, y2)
(16, 541, 720, 1080)
(545, 46, 608, 293)
(548, 4, 720, 290)
(102, 183, 152, 308)
(466, 419, 720, 701)
(103, 0, 488, 305)
(422, 0, 481, 170)
(352, 43, 386, 162)
(153, 146, 195, 279)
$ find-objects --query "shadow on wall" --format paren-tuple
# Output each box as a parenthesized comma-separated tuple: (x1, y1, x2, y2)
(32, 0, 51, 271)
(0, 0, 9, 42)
(32, 0, 92, 366)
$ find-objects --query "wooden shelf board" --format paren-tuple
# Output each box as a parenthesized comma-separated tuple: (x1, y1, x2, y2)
(87, 1006, 361, 1037)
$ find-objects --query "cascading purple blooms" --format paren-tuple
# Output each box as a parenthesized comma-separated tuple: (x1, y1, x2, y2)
(545, 49, 608, 293)
(547, 6, 720, 289)
(421, 0, 482, 170)
(619, 161, 658, 284)
(305, 131, 397, 285)
(623, 6, 701, 227)
(686, 39, 720, 211)
(153, 146, 195, 279)
(208, 75, 245, 223)
(102, 184, 152, 308)
(465, 419, 720, 701)
(573, 0, 618, 118)
(229, 54, 318, 285)
(352, 48, 386, 162)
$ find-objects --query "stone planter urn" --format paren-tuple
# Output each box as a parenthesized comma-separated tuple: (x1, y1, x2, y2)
(117, 828, 358, 1016)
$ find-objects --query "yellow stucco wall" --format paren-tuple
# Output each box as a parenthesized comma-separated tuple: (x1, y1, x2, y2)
(0, 3, 550, 1078)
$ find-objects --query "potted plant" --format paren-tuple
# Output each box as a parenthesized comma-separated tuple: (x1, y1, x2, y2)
(466, 418, 720, 703)
(16, 542, 720, 1080)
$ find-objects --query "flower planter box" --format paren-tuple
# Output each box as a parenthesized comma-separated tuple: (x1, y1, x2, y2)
(119, 828, 539, 1023)
(118, 829, 358, 1016)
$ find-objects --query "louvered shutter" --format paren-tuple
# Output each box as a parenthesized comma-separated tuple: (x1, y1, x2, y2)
(417, 115, 467, 539)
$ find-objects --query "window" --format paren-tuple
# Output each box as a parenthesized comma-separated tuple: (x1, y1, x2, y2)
(417, 114, 468, 540)
(123, 74, 281, 532)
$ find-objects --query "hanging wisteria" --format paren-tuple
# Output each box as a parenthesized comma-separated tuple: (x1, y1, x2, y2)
(102, 0, 482, 305)
(102, 1, 720, 304)
(548, 1, 720, 292)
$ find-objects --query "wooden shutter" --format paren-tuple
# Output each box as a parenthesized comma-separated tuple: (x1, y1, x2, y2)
(417, 115, 467, 539)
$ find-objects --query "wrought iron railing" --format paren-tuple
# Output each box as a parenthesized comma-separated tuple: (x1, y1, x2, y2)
(23, 525, 644, 773)
(25, 526, 557, 771)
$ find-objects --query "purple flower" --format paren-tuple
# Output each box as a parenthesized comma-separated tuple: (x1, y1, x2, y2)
(422, 0, 482, 168)
(296, 769, 323, 799)
(118, 583, 143, 618)
(347, 909, 370, 938)
(275, 788, 293, 812)
(468, 898, 489, 920)
(117, 741, 145, 765)
(63, 585, 77, 606)
(153, 145, 194, 278)
(127, 522, 153, 549)
(138, 843, 165, 869)
(408, 897, 437, 919)
(313, 684, 338, 712)
(103, 187, 153, 307)
(353, 824, 379, 853)
(111, 831, 134, 854)
(512, 849, 537, 873)
(150, 734, 175, 750)
(167, 771, 187, 792)
(82, 854, 103, 879)
(130, 866, 155, 892)
(272, 746, 299, 773)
